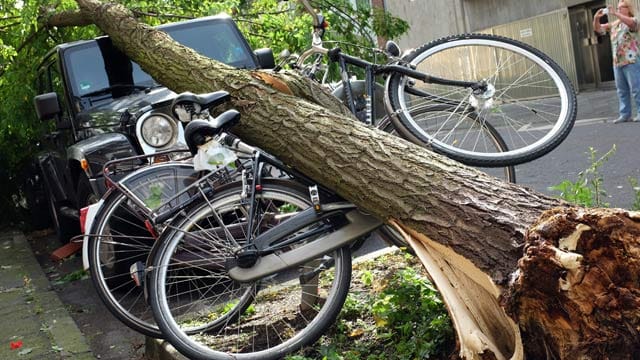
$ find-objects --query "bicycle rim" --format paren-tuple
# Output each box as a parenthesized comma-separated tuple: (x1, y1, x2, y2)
(389, 34, 576, 167)
(150, 182, 352, 360)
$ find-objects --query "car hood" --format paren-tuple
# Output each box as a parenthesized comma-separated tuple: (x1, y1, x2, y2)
(76, 87, 176, 129)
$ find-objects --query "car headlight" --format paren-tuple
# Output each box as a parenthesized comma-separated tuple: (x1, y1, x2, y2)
(141, 114, 175, 148)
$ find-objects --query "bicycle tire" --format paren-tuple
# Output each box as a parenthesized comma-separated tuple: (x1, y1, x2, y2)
(377, 104, 516, 183)
(87, 163, 200, 338)
(387, 33, 577, 167)
(149, 180, 352, 360)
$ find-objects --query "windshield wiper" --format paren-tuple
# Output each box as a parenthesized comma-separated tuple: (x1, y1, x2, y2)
(80, 84, 149, 98)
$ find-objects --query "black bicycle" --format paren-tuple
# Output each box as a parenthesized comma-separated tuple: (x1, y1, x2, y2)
(291, 0, 576, 169)
(146, 104, 387, 360)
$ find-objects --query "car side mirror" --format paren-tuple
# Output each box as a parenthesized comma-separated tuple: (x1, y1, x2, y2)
(34, 92, 61, 121)
(254, 48, 276, 69)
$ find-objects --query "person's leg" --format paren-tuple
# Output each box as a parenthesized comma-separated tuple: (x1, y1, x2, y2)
(626, 61, 640, 121)
(614, 65, 632, 122)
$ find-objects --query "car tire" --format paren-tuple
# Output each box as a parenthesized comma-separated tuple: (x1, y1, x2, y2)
(76, 174, 100, 209)
(45, 187, 78, 244)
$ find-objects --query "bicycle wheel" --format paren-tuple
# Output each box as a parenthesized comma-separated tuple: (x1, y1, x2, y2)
(388, 33, 577, 167)
(377, 104, 516, 183)
(88, 163, 199, 338)
(149, 180, 352, 360)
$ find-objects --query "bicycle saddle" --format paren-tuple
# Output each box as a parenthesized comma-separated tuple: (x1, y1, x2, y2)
(184, 109, 241, 154)
(171, 91, 231, 119)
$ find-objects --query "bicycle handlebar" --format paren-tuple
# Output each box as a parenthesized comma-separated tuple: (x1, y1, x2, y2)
(219, 133, 256, 154)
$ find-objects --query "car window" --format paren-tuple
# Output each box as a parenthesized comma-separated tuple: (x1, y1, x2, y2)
(63, 19, 255, 101)
(42, 61, 68, 118)
(37, 69, 49, 94)
(65, 43, 156, 97)
(164, 21, 255, 69)
(49, 64, 66, 102)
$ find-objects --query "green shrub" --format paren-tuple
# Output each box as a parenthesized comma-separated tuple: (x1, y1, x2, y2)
(549, 146, 616, 207)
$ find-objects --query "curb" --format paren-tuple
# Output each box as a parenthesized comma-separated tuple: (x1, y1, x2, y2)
(145, 337, 188, 360)
(0, 231, 93, 359)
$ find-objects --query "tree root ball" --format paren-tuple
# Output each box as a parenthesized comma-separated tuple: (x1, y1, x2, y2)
(503, 208, 640, 359)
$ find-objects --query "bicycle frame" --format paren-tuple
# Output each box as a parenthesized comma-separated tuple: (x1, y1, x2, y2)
(187, 132, 383, 282)
(295, 0, 486, 126)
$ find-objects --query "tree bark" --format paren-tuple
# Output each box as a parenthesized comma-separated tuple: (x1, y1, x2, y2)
(69, 1, 640, 358)
(45, 10, 94, 27)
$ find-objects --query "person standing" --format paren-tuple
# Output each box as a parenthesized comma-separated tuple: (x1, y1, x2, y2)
(594, 1, 640, 123)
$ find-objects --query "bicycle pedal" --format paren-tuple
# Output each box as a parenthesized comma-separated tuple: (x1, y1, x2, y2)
(129, 261, 145, 287)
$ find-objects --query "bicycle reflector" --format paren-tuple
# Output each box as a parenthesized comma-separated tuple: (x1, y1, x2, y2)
(104, 176, 114, 189)
(80, 206, 89, 233)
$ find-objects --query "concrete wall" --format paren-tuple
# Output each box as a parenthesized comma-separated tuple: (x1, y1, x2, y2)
(463, 0, 568, 30)
(383, 0, 467, 49)
(384, 0, 598, 50)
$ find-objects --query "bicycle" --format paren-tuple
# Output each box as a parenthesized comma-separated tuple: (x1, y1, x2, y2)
(289, 0, 577, 169)
(85, 0, 577, 343)
(83, 92, 254, 338)
(146, 108, 384, 359)
(83, 91, 400, 340)
(286, 3, 517, 183)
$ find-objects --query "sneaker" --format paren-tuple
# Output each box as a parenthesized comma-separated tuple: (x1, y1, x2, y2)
(613, 116, 632, 123)
(634, 117, 640, 122)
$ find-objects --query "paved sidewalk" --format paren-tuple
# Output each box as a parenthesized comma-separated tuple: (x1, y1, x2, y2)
(0, 230, 93, 359)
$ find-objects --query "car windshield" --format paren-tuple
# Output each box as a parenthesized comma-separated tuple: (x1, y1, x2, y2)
(64, 19, 254, 99)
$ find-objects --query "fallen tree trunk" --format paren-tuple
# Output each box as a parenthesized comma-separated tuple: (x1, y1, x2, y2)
(64, 1, 640, 358)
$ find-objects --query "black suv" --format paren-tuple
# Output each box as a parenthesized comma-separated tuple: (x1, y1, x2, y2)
(32, 14, 274, 242)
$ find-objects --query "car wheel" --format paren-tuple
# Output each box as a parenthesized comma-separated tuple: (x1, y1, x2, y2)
(46, 188, 78, 244)
(76, 175, 100, 209)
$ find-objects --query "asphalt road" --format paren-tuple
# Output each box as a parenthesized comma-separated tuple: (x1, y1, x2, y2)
(515, 118, 640, 209)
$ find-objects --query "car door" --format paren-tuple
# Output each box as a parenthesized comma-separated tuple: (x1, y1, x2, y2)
(37, 53, 77, 204)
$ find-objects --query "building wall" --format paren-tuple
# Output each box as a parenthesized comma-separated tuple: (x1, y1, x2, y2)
(383, 0, 467, 49)
(382, 0, 640, 92)
(385, 0, 600, 49)
(485, 9, 579, 90)
(463, 0, 586, 30)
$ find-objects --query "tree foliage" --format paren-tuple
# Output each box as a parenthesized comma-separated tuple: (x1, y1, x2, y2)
(0, 0, 408, 227)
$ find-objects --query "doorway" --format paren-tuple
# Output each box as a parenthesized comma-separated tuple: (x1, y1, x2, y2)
(569, 1, 615, 90)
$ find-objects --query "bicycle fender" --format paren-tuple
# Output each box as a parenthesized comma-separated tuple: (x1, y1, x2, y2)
(82, 199, 104, 270)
